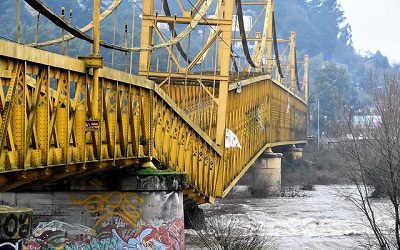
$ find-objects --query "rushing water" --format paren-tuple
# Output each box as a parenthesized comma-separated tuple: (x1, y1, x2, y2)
(186, 185, 392, 250)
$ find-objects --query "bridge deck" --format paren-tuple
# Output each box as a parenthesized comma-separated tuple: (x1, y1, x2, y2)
(0, 40, 306, 202)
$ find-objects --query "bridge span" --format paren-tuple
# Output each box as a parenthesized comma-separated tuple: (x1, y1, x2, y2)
(0, 39, 307, 200)
(0, 0, 308, 248)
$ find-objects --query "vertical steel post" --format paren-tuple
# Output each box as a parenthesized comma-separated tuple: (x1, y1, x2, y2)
(34, 14, 40, 45)
(61, 7, 65, 55)
(304, 55, 309, 103)
(246, 0, 273, 73)
(130, 0, 136, 74)
(92, 0, 100, 120)
(266, 0, 274, 74)
(289, 31, 296, 92)
(138, 0, 154, 76)
(215, 0, 234, 147)
(111, 8, 117, 68)
(66, 9, 72, 56)
(16, 0, 20, 44)
(124, 21, 128, 72)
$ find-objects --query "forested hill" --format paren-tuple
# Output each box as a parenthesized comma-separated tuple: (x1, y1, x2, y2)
(274, 0, 394, 135)
(276, 0, 351, 63)
(0, 0, 391, 70)
(0, 0, 395, 134)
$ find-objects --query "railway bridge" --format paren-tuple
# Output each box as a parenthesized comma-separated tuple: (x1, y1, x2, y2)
(0, 0, 308, 248)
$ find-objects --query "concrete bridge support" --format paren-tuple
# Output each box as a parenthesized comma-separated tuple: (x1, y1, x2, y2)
(284, 145, 304, 162)
(253, 149, 283, 195)
(0, 206, 32, 249)
(0, 173, 186, 249)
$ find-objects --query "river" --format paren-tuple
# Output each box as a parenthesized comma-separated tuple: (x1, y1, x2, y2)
(186, 185, 392, 249)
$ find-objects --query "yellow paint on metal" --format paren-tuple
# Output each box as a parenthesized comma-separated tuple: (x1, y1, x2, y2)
(289, 31, 296, 92)
(304, 55, 309, 103)
(0, 0, 309, 203)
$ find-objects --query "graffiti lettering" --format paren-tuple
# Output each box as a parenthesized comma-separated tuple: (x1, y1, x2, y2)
(17, 214, 30, 238)
(69, 192, 145, 230)
(1, 212, 32, 240)
(0, 240, 21, 250)
(3, 214, 18, 238)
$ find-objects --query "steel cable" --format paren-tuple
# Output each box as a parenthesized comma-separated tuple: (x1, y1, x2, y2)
(272, 12, 284, 78)
(234, 0, 256, 68)
(30, 0, 121, 47)
(294, 50, 302, 91)
(24, 0, 129, 52)
(162, 0, 192, 63)
(25, 0, 213, 52)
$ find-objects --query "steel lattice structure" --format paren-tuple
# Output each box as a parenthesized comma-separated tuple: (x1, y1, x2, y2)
(0, 0, 309, 203)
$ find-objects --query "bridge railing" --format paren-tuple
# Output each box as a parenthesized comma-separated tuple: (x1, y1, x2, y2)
(0, 41, 223, 198)
(159, 73, 308, 198)
(160, 84, 218, 141)
(220, 75, 307, 196)
(0, 41, 153, 171)
(0, 40, 307, 202)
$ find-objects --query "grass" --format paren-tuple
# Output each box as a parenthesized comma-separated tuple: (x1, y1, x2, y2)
(133, 167, 179, 175)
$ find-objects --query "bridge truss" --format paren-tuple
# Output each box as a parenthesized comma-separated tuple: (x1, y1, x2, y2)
(0, 0, 308, 203)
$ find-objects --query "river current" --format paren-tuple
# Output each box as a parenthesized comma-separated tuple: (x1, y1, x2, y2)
(186, 185, 391, 249)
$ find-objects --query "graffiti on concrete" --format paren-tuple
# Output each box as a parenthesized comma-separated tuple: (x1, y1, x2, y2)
(0, 206, 32, 240)
(23, 218, 184, 250)
(70, 192, 145, 231)
(2, 213, 31, 238)
(23, 192, 184, 249)
(0, 240, 21, 250)
(32, 220, 95, 237)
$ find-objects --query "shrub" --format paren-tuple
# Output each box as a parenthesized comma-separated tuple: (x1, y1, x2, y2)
(248, 176, 273, 198)
(195, 218, 278, 250)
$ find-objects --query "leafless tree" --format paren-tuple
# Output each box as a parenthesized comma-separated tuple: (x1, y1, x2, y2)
(330, 71, 400, 249)
(194, 217, 278, 250)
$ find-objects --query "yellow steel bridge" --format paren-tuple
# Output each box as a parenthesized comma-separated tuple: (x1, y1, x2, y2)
(0, 0, 308, 203)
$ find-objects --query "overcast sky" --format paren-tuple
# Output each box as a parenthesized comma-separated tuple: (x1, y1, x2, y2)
(338, 0, 400, 64)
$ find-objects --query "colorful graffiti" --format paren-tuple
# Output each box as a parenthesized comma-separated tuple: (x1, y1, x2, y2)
(0, 240, 21, 250)
(22, 192, 184, 250)
(23, 218, 184, 250)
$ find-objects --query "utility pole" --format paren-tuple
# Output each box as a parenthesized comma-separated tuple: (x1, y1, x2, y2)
(317, 96, 320, 150)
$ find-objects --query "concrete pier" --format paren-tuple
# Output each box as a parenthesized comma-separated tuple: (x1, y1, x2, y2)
(0, 206, 32, 249)
(284, 145, 304, 161)
(254, 151, 283, 195)
(0, 173, 186, 249)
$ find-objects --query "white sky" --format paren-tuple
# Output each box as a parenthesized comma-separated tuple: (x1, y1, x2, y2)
(338, 0, 400, 64)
